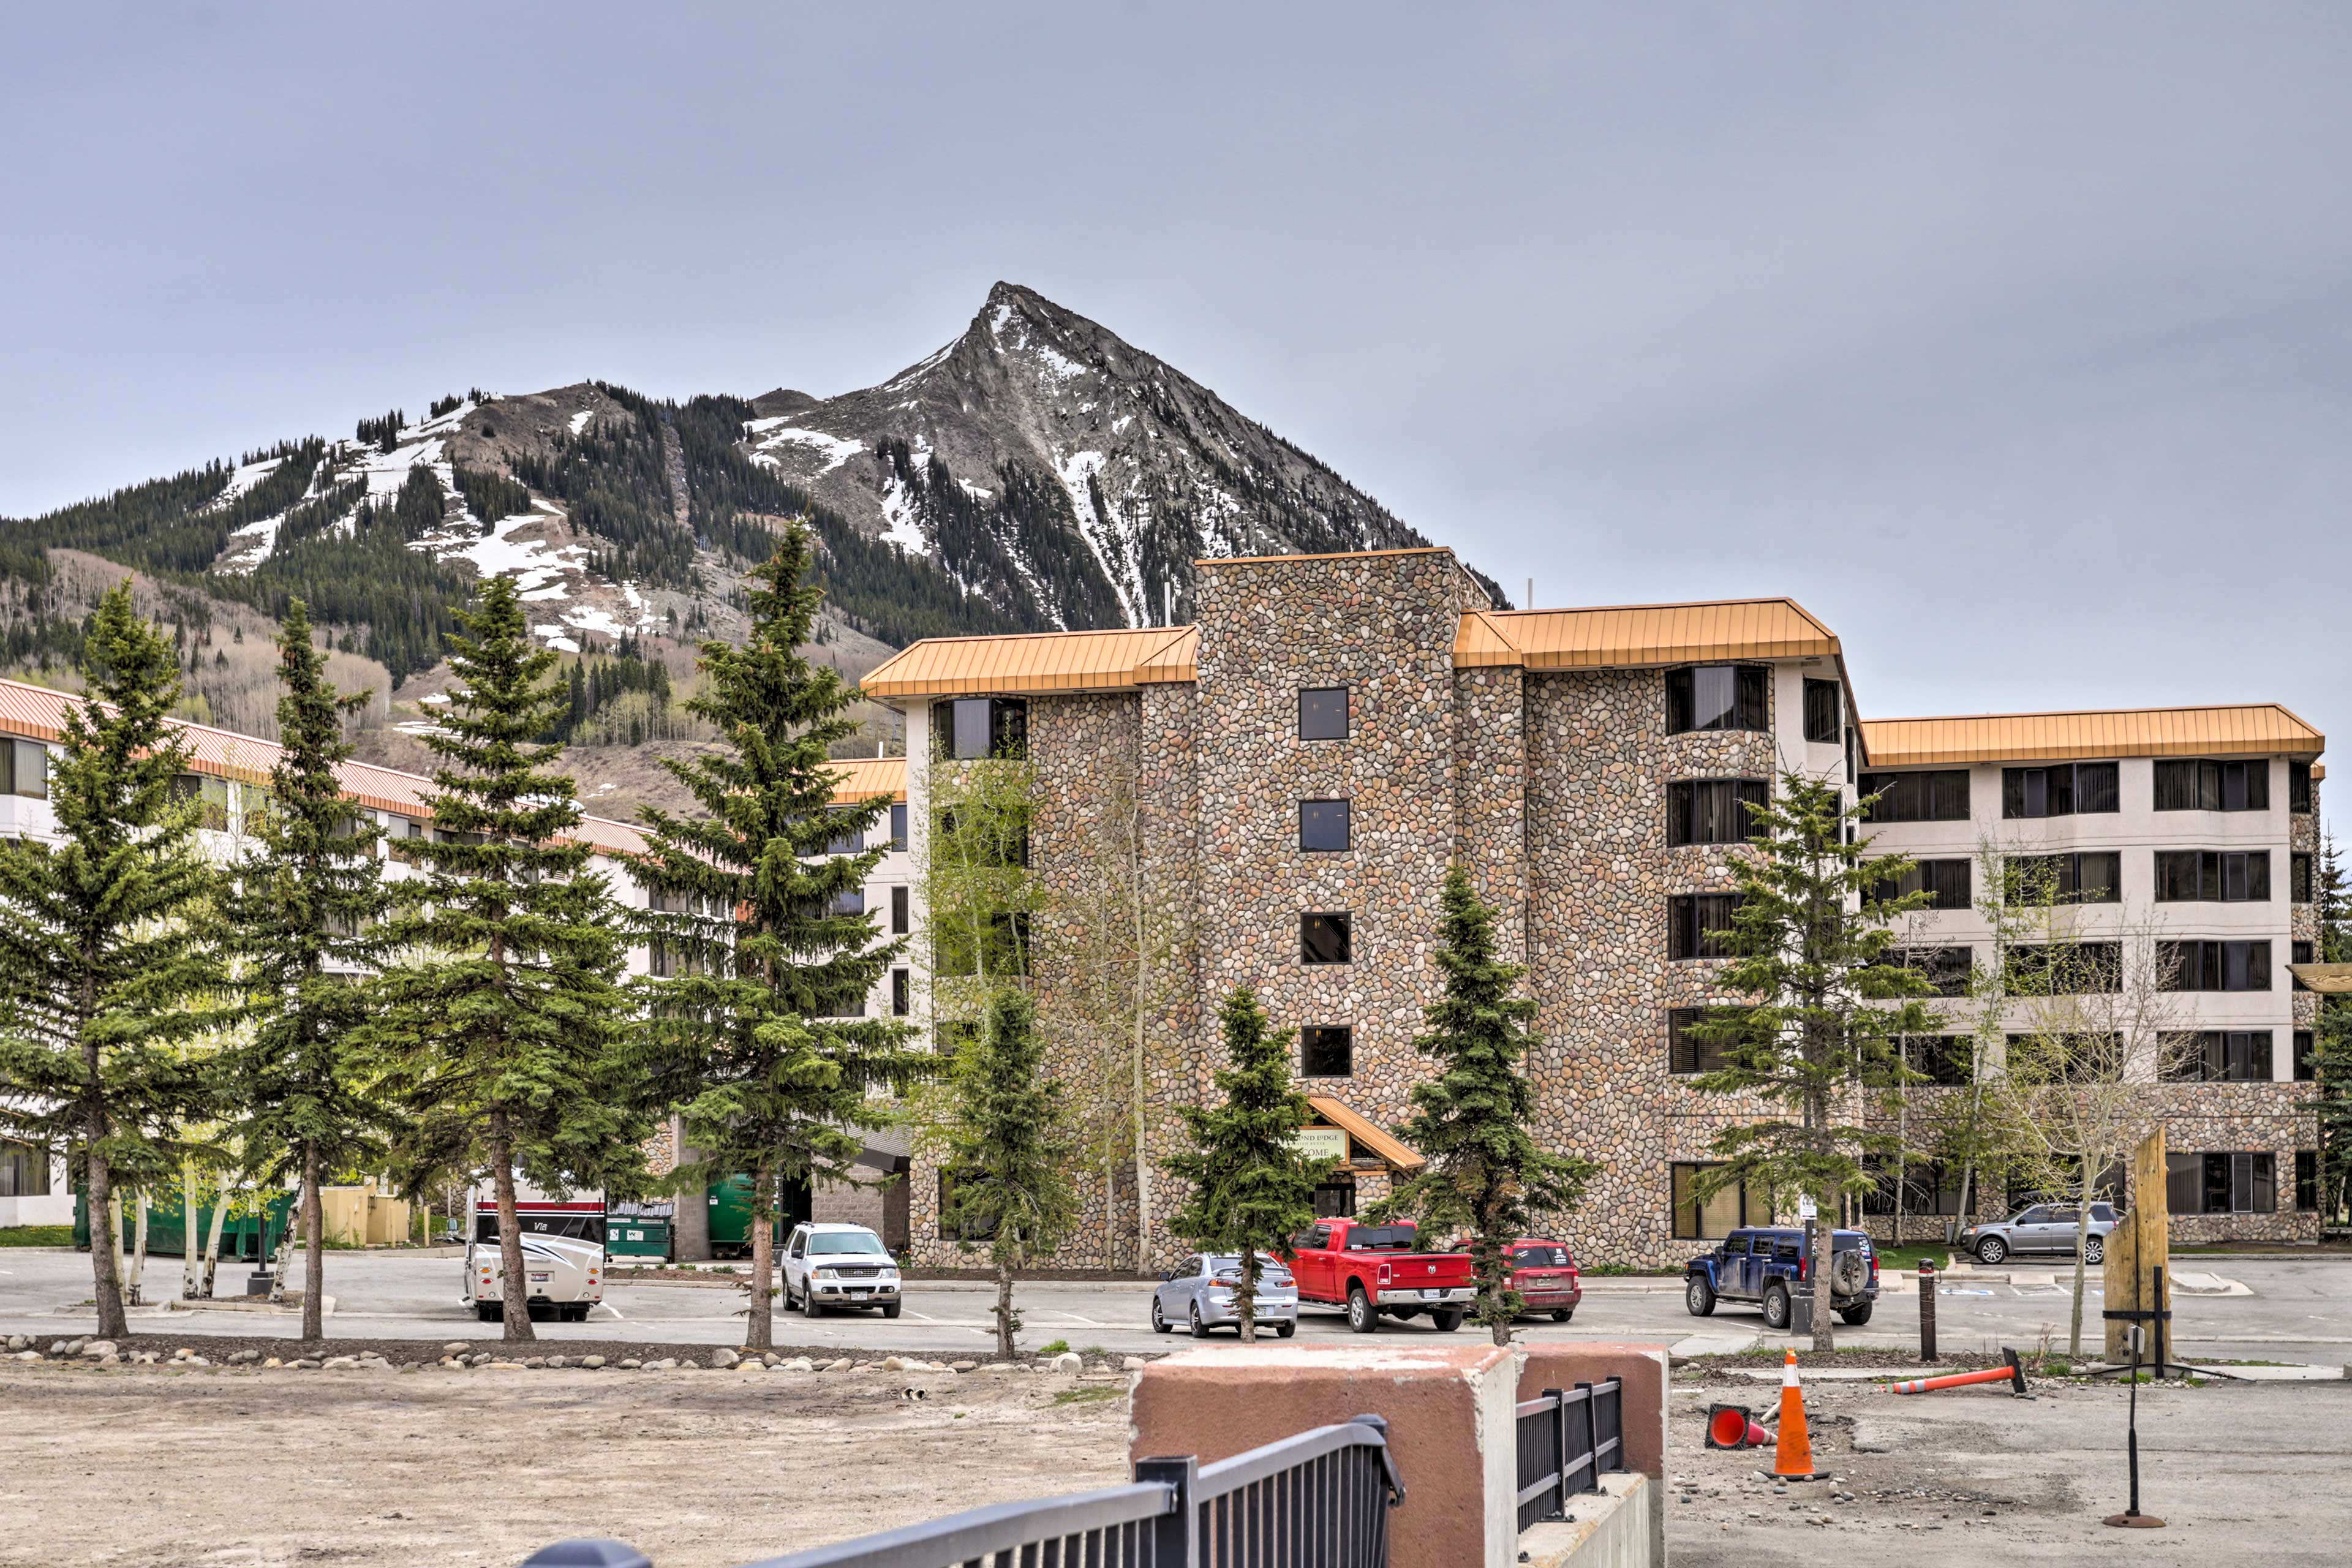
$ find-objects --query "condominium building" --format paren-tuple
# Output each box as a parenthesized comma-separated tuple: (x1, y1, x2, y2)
(0, 676, 915, 1237)
(862, 546, 2326, 1267)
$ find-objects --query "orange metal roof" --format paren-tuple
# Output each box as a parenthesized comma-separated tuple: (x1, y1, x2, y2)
(825, 755, 908, 802)
(1860, 704, 2324, 766)
(859, 625, 1196, 699)
(0, 674, 894, 857)
(1454, 598, 1842, 669)
(1305, 1095, 1425, 1172)
(1133, 626, 1199, 684)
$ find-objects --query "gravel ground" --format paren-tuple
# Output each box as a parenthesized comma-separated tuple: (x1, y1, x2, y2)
(0, 1353, 1133, 1568)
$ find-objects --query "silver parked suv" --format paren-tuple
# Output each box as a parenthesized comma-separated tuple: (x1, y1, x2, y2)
(1958, 1202, 2120, 1265)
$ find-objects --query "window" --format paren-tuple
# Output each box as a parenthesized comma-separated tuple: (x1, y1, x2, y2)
(933, 697, 1027, 761)
(0, 1140, 51, 1197)
(934, 911, 1030, 978)
(2161, 940, 2272, 992)
(646, 938, 703, 979)
(170, 773, 231, 830)
(1665, 665, 1768, 734)
(2295, 1029, 2317, 1082)
(1894, 946, 1973, 997)
(2169, 1152, 2276, 1215)
(830, 886, 865, 918)
(2298, 1150, 2320, 1212)
(2154, 758, 2269, 812)
(814, 986, 866, 1017)
(2163, 1030, 2273, 1082)
(2293, 853, 2315, 903)
(1803, 679, 1842, 744)
(2005, 943, 2122, 994)
(824, 811, 863, 856)
(938, 1170, 997, 1241)
(2154, 850, 2270, 903)
(1871, 858, 1972, 910)
(2294, 940, 2315, 990)
(1300, 912, 1352, 965)
(890, 885, 909, 935)
(1667, 894, 1742, 960)
(1300, 799, 1351, 852)
(1670, 1163, 1749, 1239)
(891, 968, 910, 1017)
(1311, 1183, 1356, 1218)
(889, 804, 909, 851)
(1, 739, 47, 801)
(1861, 1157, 1964, 1216)
(1667, 1007, 1748, 1075)
(2003, 851, 2122, 905)
(1300, 1025, 1352, 1078)
(1858, 770, 1970, 823)
(2291, 761, 2315, 814)
(2002, 762, 2119, 818)
(1298, 687, 1349, 741)
(1902, 1035, 1973, 1087)
(1667, 779, 1768, 846)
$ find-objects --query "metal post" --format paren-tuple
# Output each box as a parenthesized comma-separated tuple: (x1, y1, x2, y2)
(1918, 1261, 1937, 1362)
(2150, 1264, 2168, 1379)
(1133, 1453, 1197, 1567)
(1544, 1388, 1568, 1521)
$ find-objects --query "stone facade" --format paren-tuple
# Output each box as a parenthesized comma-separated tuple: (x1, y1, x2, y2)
(888, 548, 2328, 1270)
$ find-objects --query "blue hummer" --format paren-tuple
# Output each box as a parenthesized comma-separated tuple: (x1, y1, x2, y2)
(1684, 1226, 1880, 1329)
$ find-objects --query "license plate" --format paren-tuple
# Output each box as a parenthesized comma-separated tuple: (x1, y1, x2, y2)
(849, 1289, 870, 1298)
(529, 1273, 551, 1284)
(1421, 1287, 1441, 1300)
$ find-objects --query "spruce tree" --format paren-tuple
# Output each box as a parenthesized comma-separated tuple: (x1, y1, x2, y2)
(1164, 987, 1332, 1342)
(223, 599, 388, 1341)
(1370, 866, 1599, 1346)
(943, 985, 1077, 1358)
(631, 527, 927, 1350)
(368, 573, 645, 1342)
(2313, 832, 2352, 1220)
(0, 582, 226, 1338)
(1687, 771, 1937, 1351)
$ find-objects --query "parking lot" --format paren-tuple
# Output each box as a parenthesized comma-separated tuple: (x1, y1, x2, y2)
(2, 1248, 2345, 1365)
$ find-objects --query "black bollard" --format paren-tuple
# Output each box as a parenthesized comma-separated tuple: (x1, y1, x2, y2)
(1918, 1260, 1937, 1362)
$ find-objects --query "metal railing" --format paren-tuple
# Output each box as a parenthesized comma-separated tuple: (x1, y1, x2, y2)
(521, 1414, 1404, 1568)
(1513, 1378, 1624, 1531)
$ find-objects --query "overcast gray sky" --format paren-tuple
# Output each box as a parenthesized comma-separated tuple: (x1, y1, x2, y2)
(6, 4, 2349, 777)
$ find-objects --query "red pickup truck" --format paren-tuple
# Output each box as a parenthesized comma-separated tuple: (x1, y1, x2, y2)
(1286, 1218, 1476, 1333)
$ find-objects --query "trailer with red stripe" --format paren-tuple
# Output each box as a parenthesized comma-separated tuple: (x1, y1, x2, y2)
(462, 1188, 606, 1324)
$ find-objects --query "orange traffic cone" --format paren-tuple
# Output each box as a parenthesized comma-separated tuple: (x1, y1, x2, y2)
(1773, 1348, 1821, 1480)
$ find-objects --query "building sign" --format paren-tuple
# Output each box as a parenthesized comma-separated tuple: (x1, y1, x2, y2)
(1295, 1127, 1350, 1162)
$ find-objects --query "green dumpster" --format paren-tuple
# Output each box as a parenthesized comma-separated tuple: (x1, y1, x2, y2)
(704, 1174, 810, 1258)
(607, 1200, 673, 1261)
(72, 1188, 294, 1259)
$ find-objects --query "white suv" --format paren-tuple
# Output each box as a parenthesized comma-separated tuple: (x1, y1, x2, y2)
(782, 1222, 903, 1318)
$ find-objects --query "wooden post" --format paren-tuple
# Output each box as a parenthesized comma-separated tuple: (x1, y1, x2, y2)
(2104, 1128, 2168, 1363)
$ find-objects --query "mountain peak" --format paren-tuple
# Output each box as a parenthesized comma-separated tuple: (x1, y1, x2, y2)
(741, 282, 1491, 630)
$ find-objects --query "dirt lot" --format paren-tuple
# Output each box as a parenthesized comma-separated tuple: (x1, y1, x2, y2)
(0, 1357, 1129, 1568)
(1665, 1370, 2352, 1566)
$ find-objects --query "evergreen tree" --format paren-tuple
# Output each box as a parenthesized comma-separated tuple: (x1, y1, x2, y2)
(1369, 867, 1599, 1345)
(1687, 772, 1937, 1351)
(2313, 832, 2352, 1220)
(1163, 987, 1332, 1342)
(222, 599, 389, 1341)
(0, 582, 226, 1338)
(366, 573, 646, 1342)
(630, 527, 927, 1350)
(941, 986, 1077, 1359)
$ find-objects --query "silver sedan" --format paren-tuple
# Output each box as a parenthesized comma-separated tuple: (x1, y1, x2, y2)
(1150, 1253, 1299, 1338)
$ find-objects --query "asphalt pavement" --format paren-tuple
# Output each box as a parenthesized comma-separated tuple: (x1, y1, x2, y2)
(3, 1249, 2346, 1363)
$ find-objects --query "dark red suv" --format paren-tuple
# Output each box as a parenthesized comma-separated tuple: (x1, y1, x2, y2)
(1506, 1238, 1581, 1322)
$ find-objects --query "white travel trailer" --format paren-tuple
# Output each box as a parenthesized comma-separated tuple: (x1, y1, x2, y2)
(463, 1186, 606, 1323)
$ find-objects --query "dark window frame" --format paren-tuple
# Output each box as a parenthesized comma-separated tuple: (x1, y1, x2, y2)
(1670, 1161, 1750, 1240)
(1300, 911, 1352, 965)
(2290, 761, 2315, 814)
(1667, 1006, 1749, 1076)
(2160, 939, 2273, 993)
(1858, 769, 1972, 824)
(1894, 946, 1974, 997)
(1803, 678, 1842, 745)
(1667, 893, 1743, 960)
(1300, 1025, 1353, 1079)
(2004, 851, 2122, 905)
(1666, 778, 1770, 847)
(889, 884, 910, 935)
(1298, 687, 1349, 742)
(2153, 758, 2270, 813)
(2293, 852, 2315, 904)
(2001, 761, 2120, 820)
(1300, 799, 1352, 853)
(2162, 1030, 2274, 1083)
(1901, 1034, 1974, 1087)
(1870, 857, 1973, 911)
(1664, 665, 1768, 735)
(2153, 849, 2271, 903)
(933, 697, 1029, 761)
(2005, 941, 2123, 995)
